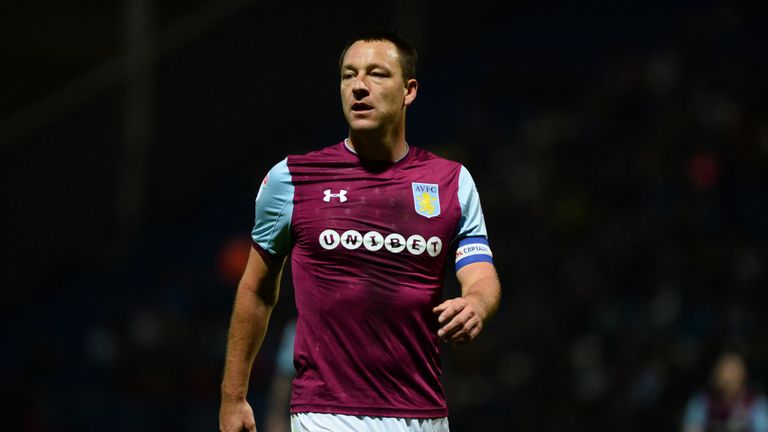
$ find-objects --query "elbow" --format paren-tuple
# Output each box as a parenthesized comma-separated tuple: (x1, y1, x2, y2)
(257, 288, 279, 307)
(237, 279, 279, 307)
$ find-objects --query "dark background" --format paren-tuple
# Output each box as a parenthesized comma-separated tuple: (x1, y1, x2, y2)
(2, 0, 767, 430)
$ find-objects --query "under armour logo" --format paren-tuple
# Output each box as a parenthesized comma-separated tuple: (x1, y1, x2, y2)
(323, 189, 348, 202)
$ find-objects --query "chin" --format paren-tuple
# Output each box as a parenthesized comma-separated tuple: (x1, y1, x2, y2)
(348, 119, 379, 132)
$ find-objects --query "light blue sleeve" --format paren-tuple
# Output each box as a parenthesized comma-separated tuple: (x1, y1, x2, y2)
(454, 166, 493, 272)
(251, 158, 294, 257)
(752, 394, 768, 432)
(456, 165, 488, 239)
(682, 394, 707, 430)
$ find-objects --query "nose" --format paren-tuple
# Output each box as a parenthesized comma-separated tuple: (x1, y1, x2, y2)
(352, 77, 369, 99)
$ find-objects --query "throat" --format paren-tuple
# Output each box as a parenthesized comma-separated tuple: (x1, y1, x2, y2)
(345, 138, 408, 162)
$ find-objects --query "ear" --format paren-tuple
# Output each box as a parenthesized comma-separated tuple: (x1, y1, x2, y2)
(403, 79, 418, 107)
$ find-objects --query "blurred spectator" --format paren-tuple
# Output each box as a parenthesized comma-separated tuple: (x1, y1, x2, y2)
(263, 319, 296, 432)
(682, 351, 768, 432)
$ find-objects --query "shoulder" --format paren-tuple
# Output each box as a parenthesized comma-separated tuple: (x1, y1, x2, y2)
(408, 145, 464, 172)
(409, 145, 459, 164)
(260, 157, 292, 189)
(256, 158, 293, 203)
(287, 141, 348, 164)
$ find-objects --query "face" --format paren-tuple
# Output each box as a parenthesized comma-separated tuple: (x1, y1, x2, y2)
(713, 354, 746, 397)
(340, 40, 417, 134)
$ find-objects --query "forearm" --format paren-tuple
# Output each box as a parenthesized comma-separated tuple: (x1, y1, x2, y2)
(221, 286, 274, 401)
(461, 272, 501, 322)
(435, 263, 501, 346)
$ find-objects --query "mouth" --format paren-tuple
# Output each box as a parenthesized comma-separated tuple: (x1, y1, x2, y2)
(351, 102, 373, 112)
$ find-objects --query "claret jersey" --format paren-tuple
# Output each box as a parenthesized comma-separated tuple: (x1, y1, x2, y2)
(251, 140, 493, 418)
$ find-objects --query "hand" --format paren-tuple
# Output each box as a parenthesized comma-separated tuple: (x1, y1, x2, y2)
(433, 296, 485, 347)
(220, 398, 257, 432)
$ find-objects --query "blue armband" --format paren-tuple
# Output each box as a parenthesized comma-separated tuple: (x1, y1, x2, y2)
(455, 236, 494, 271)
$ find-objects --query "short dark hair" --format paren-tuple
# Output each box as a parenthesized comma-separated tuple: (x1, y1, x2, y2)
(338, 29, 418, 82)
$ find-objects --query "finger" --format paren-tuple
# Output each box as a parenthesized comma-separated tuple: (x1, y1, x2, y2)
(438, 308, 475, 339)
(450, 321, 482, 345)
(451, 327, 479, 348)
(446, 326, 473, 346)
(433, 298, 465, 315)
(469, 324, 482, 340)
(444, 309, 483, 343)
(432, 301, 448, 314)
(436, 301, 466, 325)
(452, 320, 483, 345)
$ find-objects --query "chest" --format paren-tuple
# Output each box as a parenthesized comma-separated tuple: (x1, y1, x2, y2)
(289, 163, 461, 257)
(707, 397, 753, 430)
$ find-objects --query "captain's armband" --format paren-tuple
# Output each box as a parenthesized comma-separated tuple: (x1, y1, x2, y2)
(455, 237, 494, 271)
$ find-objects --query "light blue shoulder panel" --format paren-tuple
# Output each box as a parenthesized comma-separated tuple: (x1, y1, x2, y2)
(251, 158, 294, 257)
(456, 165, 488, 239)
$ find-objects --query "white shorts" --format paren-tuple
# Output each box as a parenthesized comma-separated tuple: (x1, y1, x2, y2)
(290, 413, 450, 432)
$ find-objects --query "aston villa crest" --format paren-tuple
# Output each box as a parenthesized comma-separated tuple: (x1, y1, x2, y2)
(412, 182, 441, 218)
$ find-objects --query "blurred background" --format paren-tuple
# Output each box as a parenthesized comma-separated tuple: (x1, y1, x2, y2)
(2, 0, 767, 430)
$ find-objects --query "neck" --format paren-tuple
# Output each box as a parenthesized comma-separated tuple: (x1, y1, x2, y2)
(347, 130, 408, 162)
(721, 386, 745, 402)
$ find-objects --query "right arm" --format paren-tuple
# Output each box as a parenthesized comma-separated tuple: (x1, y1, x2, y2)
(220, 247, 286, 432)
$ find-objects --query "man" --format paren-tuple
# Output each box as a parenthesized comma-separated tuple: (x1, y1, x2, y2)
(682, 351, 768, 432)
(220, 29, 501, 432)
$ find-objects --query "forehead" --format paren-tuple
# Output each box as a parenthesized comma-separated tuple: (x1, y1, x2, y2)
(716, 356, 745, 374)
(342, 40, 400, 69)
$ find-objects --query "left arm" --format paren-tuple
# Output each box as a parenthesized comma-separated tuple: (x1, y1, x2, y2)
(433, 261, 501, 347)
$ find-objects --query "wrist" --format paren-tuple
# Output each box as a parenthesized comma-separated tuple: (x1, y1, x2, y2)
(221, 388, 247, 403)
(462, 293, 489, 321)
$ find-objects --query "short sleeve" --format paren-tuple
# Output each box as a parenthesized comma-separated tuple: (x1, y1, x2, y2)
(456, 165, 488, 239)
(453, 166, 494, 272)
(251, 158, 294, 258)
